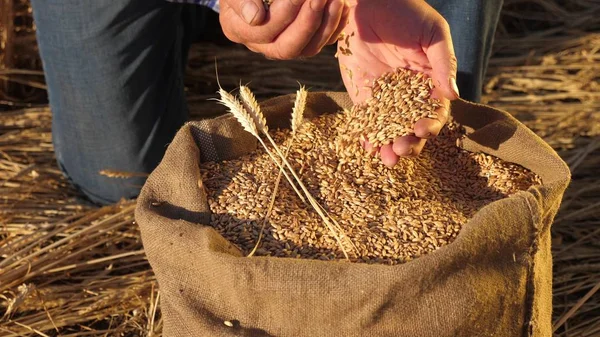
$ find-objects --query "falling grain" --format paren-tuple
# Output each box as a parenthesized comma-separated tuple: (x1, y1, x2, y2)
(340, 68, 442, 148)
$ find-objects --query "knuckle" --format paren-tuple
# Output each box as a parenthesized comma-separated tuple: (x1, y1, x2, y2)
(303, 50, 319, 58)
(221, 29, 240, 43)
(289, 0, 307, 7)
(220, 11, 277, 44)
(262, 50, 283, 60)
(219, 16, 241, 43)
(249, 28, 279, 44)
(437, 16, 450, 31)
(280, 10, 297, 26)
(255, 34, 275, 44)
(246, 44, 261, 53)
(274, 44, 301, 60)
(301, 45, 320, 58)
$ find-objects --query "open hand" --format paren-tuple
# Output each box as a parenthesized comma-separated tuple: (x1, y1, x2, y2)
(338, 0, 460, 167)
(220, 0, 349, 59)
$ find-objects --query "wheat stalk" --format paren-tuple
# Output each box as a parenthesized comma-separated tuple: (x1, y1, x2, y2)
(238, 86, 354, 259)
(247, 163, 283, 257)
(98, 170, 149, 179)
(264, 129, 354, 259)
(289, 86, 354, 248)
(248, 85, 308, 257)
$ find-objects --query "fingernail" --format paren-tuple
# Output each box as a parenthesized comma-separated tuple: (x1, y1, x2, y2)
(242, 2, 259, 25)
(450, 77, 460, 98)
(407, 147, 414, 155)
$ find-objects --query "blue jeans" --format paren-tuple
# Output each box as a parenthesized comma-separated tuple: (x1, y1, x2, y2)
(427, 0, 503, 102)
(31, 0, 502, 205)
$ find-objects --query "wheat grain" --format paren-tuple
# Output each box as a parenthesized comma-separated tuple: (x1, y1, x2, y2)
(339, 68, 442, 149)
(201, 113, 541, 264)
(204, 70, 541, 264)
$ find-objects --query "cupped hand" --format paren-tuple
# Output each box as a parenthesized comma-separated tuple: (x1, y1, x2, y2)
(220, 0, 350, 59)
(338, 0, 460, 167)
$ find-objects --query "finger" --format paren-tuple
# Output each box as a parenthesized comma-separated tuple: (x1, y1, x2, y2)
(222, 0, 306, 44)
(380, 144, 399, 167)
(410, 138, 427, 156)
(325, 1, 350, 45)
(219, 4, 244, 43)
(430, 89, 450, 125)
(422, 17, 459, 101)
(413, 86, 450, 138)
(259, 0, 327, 59)
(228, 0, 268, 26)
(301, 0, 344, 57)
(414, 119, 442, 139)
(392, 135, 422, 157)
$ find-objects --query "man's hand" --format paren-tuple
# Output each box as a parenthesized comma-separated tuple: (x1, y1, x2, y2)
(338, 0, 460, 167)
(220, 0, 349, 59)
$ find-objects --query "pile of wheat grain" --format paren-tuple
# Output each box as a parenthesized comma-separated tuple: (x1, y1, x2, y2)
(204, 68, 540, 264)
(341, 68, 442, 148)
(201, 112, 541, 264)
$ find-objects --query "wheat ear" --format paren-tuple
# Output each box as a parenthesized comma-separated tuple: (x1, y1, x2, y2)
(216, 89, 306, 204)
(291, 85, 307, 132)
(217, 88, 258, 137)
(240, 86, 268, 133)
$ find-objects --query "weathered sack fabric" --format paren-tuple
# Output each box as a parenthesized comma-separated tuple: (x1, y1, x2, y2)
(135, 92, 570, 337)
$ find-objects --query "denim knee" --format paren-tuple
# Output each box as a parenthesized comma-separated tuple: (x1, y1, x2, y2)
(54, 145, 149, 205)
(31, 0, 196, 205)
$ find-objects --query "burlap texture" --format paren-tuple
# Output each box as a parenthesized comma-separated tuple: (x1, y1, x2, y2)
(135, 92, 570, 337)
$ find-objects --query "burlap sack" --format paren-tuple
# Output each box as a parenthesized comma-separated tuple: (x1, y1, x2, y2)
(135, 92, 570, 337)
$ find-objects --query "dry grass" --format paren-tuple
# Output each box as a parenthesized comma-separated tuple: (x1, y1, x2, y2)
(0, 0, 44, 104)
(1, 0, 599, 335)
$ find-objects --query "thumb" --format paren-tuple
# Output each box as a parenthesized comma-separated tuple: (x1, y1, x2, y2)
(423, 17, 459, 100)
(230, 0, 268, 26)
